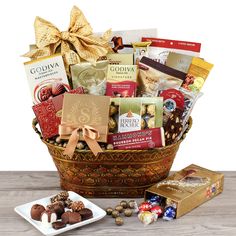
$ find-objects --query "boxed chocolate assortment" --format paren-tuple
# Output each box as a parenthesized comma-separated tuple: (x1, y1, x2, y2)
(143, 164, 224, 220)
(22, 5, 218, 204)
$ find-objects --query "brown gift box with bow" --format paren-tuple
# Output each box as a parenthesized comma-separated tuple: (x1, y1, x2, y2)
(145, 164, 224, 218)
(59, 94, 110, 157)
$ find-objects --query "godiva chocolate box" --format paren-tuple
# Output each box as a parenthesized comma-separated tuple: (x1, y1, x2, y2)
(145, 164, 224, 218)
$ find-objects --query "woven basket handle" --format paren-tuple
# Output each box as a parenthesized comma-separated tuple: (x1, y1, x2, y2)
(32, 118, 43, 139)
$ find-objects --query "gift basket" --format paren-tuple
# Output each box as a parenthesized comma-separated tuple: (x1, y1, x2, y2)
(23, 6, 213, 198)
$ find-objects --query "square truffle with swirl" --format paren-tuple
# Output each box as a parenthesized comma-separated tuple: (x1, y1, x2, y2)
(60, 94, 110, 142)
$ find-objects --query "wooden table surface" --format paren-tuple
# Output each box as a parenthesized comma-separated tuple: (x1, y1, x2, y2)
(1, 171, 236, 236)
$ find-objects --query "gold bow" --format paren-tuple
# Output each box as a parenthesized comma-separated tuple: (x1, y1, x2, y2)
(23, 6, 112, 76)
(59, 123, 103, 157)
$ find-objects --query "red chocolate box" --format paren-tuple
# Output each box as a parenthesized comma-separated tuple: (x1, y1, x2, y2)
(108, 128, 165, 150)
(33, 87, 84, 139)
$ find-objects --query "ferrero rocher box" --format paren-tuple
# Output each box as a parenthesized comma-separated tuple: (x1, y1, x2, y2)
(145, 164, 224, 218)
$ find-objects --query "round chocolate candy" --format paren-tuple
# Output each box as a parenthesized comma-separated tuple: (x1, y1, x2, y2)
(148, 195, 163, 206)
(138, 211, 157, 225)
(55, 136, 62, 144)
(124, 208, 133, 217)
(106, 207, 113, 215)
(71, 201, 85, 212)
(50, 191, 69, 203)
(76, 142, 85, 150)
(166, 198, 177, 209)
(127, 200, 136, 209)
(150, 205, 163, 218)
(115, 205, 123, 213)
(111, 210, 120, 218)
(163, 206, 176, 221)
(106, 144, 114, 150)
(30, 204, 45, 221)
(115, 216, 124, 226)
(120, 200, 128, 209)
(138, 202, 152, 212)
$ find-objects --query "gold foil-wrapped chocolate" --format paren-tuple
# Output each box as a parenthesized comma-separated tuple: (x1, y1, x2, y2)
(109, 117, 117, 132)
(141, 118, 146, 129)
(147, 117, 155, 128)
(141, 105, 147, 116)
(110, 104, 118, 116)
(147, 104, 156, 116)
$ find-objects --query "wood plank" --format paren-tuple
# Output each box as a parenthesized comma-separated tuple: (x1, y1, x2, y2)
(0, 172, 235, 236)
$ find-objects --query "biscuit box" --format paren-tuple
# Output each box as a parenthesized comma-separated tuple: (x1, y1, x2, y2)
(144, 164, 224, 218)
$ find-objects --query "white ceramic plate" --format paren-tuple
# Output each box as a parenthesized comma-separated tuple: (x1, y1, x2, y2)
(14, 191, 106, 236)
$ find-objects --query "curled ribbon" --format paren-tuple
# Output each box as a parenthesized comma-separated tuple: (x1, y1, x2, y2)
(59, 123, 103, 157)
(23, 6, 112, 76)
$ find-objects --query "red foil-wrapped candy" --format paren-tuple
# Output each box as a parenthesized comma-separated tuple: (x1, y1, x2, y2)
(138, 202, 152, 212)
(150, 205, 163, 218)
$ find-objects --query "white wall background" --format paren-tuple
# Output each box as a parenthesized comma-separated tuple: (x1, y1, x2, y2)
(0, 0, 235, 171)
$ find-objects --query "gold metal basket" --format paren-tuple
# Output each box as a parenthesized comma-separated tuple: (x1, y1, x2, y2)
(32, 118, 192, 198)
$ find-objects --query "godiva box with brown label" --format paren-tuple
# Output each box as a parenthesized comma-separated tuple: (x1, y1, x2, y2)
(144, 164, 224, 218)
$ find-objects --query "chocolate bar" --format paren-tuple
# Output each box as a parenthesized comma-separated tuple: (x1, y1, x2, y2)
(108, 128, 165, 150)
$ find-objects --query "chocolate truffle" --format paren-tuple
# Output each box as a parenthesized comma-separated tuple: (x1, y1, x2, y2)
(64, 198, 73, 209)
(50, 191, 69, 203)
(40, 210, 57, 228)
(30, 204, 45, 221)
(78, 208, 93, 221)
(71, 201, 85, 212)
(52, 221, 66, 230)
(47, 201, 65, 219)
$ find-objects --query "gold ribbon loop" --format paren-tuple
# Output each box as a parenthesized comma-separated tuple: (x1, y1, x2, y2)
(59, 123, 103, 157)
(23, 6, 112, 76)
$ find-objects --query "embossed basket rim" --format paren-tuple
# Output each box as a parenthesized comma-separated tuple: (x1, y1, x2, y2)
(32, 117, 192, 153)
